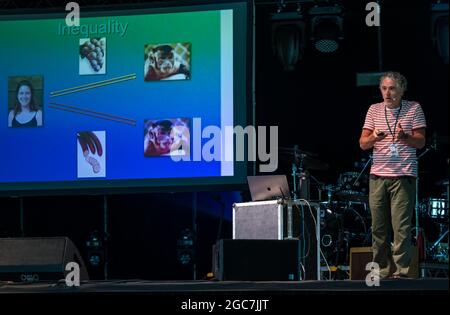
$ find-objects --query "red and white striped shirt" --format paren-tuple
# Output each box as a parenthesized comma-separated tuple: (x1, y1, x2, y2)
(363, 100, 426, 177)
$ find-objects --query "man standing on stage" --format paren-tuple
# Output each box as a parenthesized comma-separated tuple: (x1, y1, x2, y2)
(359, 71, 426, 279)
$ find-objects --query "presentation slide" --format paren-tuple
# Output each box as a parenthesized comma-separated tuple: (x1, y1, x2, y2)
(0, 1, 251, 195)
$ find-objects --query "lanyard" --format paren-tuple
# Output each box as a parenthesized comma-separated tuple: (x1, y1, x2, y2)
(384, 101, 402, 143)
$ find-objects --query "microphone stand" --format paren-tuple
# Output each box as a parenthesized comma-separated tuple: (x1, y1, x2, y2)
(296, 154, 308, 200)
(292, 163, 298, 200)
(291, 145, 301, 200)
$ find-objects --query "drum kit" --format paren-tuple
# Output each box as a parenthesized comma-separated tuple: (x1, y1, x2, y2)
(280, 145, 449, 266)
(280, 146, 372, 266)
(420, 179, 449, 263)
(416, 133, 449, 264)
(319, 165, 373, 266)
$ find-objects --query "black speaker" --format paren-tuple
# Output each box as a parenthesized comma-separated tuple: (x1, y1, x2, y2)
(0, 237, 89, 282)
(213, 239, 300, 281)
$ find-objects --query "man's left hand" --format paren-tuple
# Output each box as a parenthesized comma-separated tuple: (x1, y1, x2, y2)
(396, 123, 408, 140)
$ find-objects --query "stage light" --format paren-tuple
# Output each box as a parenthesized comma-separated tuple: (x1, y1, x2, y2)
(270, 1, 314, 70)
(177, 228, 195, 265)
(309, 4, 344, 53)
(431, 2, 449, 64)
(86, 230, 104, 267)
(271, 12, 306, 70)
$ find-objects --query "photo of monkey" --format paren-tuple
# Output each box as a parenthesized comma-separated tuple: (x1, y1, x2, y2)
(144, 118, 190, 157)
(144, 43, 191, 81)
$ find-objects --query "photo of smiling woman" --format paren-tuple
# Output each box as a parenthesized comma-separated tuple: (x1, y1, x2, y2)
(8, 77, 43, 128)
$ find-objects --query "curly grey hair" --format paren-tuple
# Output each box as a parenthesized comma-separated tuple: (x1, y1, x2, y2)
(379, 71, 407, 91)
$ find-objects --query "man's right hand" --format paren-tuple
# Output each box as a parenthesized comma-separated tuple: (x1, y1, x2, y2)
(360, 128, 386, 150)
(373, 129, 387, 141)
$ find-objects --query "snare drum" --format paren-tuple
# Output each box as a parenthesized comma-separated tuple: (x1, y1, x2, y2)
(421, 198, 448, 220)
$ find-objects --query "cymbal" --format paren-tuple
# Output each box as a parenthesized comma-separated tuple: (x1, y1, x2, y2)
(279, 146, 329, 170)
(335, 192, 369, 203)
(280, 152, 330, 170)
(428, 134, 449, 144)
(435, 178, 449, 186)
(427, 134, 449, 151)
(323, 184, 338, 192)
(303, 155, 330, 170)
(279, 146, 319, 157)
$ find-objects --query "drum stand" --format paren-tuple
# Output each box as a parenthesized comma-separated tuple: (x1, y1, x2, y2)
(352, 155, 372, 189)
(429, 181, 449, 261)
(288, 156, 308, 239)
(415, 147, 433, 238)
(430, 230, 449, 252)
(289, 149, 310, 279)
(291, 157, 310, 200)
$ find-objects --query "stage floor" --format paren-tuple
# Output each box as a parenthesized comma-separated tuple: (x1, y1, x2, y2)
(1, 278, 447, 295)
(1, 278, 447, 313)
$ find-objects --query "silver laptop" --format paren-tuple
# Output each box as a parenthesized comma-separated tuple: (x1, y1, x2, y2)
(247, 175, 291, 201)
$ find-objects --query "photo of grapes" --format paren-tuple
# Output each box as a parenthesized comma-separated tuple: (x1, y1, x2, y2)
(79, 37, 106, 75)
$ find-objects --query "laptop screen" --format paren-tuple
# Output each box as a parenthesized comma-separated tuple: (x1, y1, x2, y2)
(247, 175, 290, 201)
